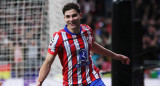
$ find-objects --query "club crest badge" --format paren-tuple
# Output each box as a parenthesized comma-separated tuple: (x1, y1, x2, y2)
(79, 49, 87, 62)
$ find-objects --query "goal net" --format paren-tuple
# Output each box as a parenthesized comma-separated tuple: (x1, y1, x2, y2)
(0, 0, 48, 86)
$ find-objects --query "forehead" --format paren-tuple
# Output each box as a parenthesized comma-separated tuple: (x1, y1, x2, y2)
(64, 9, 79, 16)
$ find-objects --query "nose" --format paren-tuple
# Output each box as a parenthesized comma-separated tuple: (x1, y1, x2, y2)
(69, 17, 74, 21)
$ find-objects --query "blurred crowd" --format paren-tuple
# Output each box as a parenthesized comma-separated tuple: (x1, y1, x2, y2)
(134, 0, 160, 79)
(0, 0, 48, 79)
(134, 0, 160, 53)
(78, 0, 112, 72)
(79, 0, 160, 73)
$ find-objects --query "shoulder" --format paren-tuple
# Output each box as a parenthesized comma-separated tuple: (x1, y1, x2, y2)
(81, 24, 92, 30)
(81, 24, 93, 33)
(52, 29, 64, 37)
(50, 30, 63, 45)
(50, 30, 64, 44)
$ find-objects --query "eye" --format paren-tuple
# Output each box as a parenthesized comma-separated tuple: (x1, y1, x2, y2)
(66, 15, 70, 18)
(72, 14, 77, 17)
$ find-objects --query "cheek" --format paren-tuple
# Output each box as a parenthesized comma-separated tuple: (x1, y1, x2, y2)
(77, 19, 81, 23)
(75, 17, 80, 22)
(64, 19, 69, 23)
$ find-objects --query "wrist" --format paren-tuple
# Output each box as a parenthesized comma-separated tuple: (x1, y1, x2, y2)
(113, 54, 121, 60)
(111, 53, 117, 58)
(37, 81, 42, 86)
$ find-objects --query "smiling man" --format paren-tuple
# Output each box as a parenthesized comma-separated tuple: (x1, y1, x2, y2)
(37, 2, 130, 86)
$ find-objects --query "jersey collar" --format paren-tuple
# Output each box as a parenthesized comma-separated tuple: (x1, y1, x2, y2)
(64, 25, 82, 35)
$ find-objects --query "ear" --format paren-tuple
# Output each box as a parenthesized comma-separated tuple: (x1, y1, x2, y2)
(80, 13, 82, 19)
(64, 15, 66, 19)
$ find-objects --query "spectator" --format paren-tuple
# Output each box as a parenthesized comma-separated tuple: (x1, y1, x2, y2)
(27, 40, 38, 59)
(13, 42, 23, 63)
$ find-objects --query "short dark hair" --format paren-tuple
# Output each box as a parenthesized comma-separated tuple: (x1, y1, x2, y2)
(62, 2, 80, 15)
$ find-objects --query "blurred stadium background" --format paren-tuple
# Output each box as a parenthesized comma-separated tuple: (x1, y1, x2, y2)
(0, 0, 160, 86)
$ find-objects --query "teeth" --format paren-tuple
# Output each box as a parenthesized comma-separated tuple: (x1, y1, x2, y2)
(69, 22, 75, 24)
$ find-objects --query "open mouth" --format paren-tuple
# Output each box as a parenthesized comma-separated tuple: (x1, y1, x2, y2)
(69, 21, 76, 25)
(69, 22, 76, 27)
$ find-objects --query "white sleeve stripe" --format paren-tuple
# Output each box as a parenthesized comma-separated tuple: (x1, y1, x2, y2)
(49, 34, 59, 52)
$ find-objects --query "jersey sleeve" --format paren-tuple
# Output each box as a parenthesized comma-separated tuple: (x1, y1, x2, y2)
(89, 26, 94, 43)
(48, 32, 61, 56)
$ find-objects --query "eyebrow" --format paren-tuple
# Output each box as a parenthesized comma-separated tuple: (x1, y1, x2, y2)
(65, 13, 77, 17)
(66, 15, 70, 17)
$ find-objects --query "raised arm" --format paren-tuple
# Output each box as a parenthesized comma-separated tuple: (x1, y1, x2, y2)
(37, 53, 56, 86)
(91, 42, 130, 65)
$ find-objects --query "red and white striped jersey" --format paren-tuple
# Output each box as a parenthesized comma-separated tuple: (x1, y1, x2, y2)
(48, 24, 100, 86)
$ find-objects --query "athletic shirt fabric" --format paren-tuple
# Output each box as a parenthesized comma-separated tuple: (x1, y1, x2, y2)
(48, 24, 100, 86)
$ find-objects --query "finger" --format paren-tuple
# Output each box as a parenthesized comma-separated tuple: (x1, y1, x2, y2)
(121, 60, 125, 64)
(126, 59, 130, 65)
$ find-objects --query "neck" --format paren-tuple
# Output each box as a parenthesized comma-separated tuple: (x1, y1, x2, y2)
(67, 26, 80, 34)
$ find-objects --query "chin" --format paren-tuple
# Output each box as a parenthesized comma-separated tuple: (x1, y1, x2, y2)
(70, 27, 77, 30)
